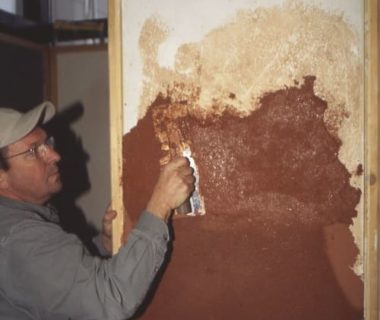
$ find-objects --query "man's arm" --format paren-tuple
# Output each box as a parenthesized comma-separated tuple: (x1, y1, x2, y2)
(97, 157, 195, 254)
(4, 211, 168, 319)
(3, 157, 194, 319)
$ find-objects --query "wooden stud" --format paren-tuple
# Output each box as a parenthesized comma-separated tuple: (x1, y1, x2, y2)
(365, 0, 379, 318)
(108, 0, 125, 253)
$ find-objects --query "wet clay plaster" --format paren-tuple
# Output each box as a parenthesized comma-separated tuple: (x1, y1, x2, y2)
(123, 77, 363, 319)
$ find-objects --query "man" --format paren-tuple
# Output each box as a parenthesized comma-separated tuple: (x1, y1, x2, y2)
(0, 102, 195, 319)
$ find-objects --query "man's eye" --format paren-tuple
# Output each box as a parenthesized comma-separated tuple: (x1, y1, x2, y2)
(25, 148, 37, 158)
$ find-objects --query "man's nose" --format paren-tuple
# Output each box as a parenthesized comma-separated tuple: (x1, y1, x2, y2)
(45, 147, 61, 163)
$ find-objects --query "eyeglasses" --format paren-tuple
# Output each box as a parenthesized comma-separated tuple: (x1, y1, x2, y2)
(5, 136, 55, 160)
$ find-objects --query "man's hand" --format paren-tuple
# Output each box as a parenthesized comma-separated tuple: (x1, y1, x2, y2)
(101, 207, 117, 254)
(147, 157, 195, 221)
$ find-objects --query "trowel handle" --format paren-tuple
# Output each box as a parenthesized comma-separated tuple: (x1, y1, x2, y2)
(176, 198, 192, 214)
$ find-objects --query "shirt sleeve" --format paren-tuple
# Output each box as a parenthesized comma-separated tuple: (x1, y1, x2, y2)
(3, 210, 169, 320)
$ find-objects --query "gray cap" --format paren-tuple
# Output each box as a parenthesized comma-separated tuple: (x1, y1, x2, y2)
(0, 102, 56, 148)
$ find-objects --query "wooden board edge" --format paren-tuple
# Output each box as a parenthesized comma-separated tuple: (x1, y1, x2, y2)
(0, 32, 45, 50)
(108, 0, 125, 253)
(53, 43, 107, 54)
(364, 0, 379, 319)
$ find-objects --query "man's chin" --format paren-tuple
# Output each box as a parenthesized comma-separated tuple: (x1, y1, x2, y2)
(55, 181, 63, 193)
(49, 179, 63, 194)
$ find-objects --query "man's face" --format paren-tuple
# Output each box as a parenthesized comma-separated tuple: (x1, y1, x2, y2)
(0, 127, 62, 204)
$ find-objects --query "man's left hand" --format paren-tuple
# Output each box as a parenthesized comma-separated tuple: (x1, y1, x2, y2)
(101, 207, 117, 254)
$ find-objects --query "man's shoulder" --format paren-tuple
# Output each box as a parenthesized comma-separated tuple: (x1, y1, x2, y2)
(0, 203, 29, 235)
(0, 201, 61, 244)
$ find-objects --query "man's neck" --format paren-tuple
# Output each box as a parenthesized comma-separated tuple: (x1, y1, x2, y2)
(0, 189, 47, 206)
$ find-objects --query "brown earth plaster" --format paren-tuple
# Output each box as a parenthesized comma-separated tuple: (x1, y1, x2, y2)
(122, 77, 363, 319)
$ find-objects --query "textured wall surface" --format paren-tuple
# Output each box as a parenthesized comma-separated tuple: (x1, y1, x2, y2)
(122, 1, 364, 319)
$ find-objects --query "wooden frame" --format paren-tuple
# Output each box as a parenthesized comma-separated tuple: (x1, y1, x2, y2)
(108, 0, 379, 316)
(364, 0, 379, 318)
(108, 0, 124, 251)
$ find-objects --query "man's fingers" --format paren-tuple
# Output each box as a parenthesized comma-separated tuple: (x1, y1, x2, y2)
(178, 160, 195, 190)
(178, 165, 194, 177)
(104, 210, 117, 221)
(181, 172, 195, 184)
(103, 210, 117, 236)
(167, 156, 189, 170)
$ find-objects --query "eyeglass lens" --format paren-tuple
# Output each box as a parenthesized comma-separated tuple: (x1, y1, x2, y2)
(36, 137, 55, 158)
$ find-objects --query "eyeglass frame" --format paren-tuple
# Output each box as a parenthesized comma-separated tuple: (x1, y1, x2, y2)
(4, 136, 56, 160)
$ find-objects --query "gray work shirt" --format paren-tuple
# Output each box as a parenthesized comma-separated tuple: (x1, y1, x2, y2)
(0, 195, 169, 319)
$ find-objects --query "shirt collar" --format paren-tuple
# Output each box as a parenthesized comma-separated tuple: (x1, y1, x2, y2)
(0, 195, 60, 223)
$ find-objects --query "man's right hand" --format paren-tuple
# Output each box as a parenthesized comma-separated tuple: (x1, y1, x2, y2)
(146, 157, 195, 221)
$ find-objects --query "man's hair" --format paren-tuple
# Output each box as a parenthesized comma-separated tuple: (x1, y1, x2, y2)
(0, 147, 9, 171)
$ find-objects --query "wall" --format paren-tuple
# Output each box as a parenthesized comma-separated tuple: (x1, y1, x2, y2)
(120, 1, 366, 319)
(54, 46, 110, 231)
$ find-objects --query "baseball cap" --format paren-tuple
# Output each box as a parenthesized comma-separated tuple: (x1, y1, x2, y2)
(0, 102, 56, 148)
